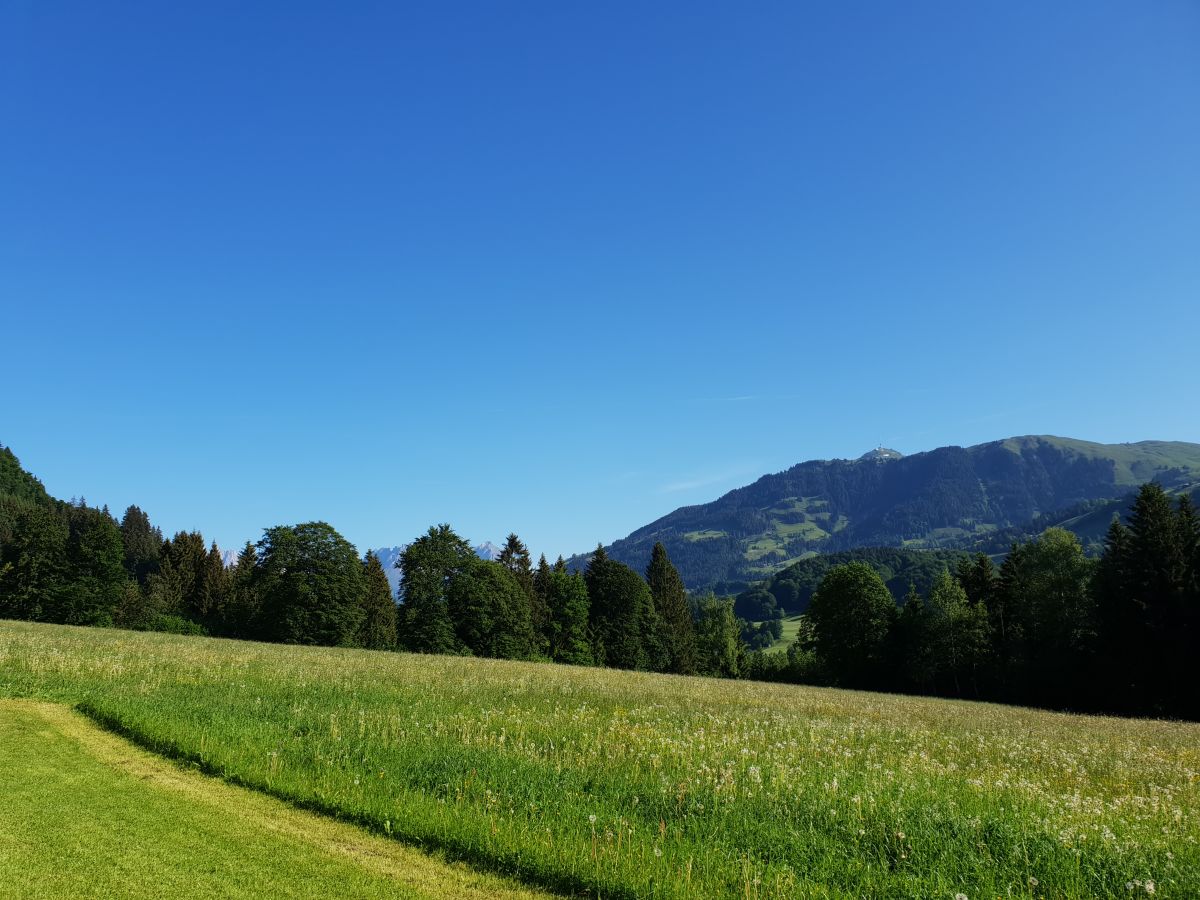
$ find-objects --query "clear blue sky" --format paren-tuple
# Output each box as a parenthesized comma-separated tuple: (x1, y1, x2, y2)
(3, 1, 1198, 560)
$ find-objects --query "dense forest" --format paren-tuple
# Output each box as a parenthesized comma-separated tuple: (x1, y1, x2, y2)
(745, 483, 1200, 720)
(2, 444, 1197, 718)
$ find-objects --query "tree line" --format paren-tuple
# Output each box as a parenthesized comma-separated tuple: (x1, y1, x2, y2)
(2, 443, 1196, 718)
(747, 483, 1199, 719)
(0, 445, 741, 676)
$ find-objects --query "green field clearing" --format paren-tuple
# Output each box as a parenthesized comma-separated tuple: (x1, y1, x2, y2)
(2, 620, 1197, 898)
(682, 529, 726, 542)
(773, 521, 828, 540)
(759, 614, 805, 652)
(0, 699, 548, 900)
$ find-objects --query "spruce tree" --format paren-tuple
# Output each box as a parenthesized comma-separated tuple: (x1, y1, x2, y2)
(545, 569, 592, 664)
(1127, 483, 1188, 713)
(0, 502, 68, 622)
(194, 541, 230, 632)
(585, 545, 658, 670)
(645, 542, 697, 674)
(955, 553, 997, 609)
(359, 551, 399, 650)
(119, 505, 162, 585)
(447, 559, 536, 659)
(498, 534, 547, 656)
(224, 541, 260, 638)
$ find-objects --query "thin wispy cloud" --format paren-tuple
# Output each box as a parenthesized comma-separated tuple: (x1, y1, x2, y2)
(657, 463, 763, 494)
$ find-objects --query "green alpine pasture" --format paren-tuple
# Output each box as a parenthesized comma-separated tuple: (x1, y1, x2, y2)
(2, 620, 1196, 898)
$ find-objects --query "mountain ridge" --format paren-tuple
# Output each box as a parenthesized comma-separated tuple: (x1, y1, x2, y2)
(572, 435, 1200, 591)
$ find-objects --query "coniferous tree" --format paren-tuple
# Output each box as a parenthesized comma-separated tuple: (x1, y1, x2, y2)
(61, 504, 126, 626)
(894, 584, 936, 692)
(396, 524, 472, 654)
(359, 551, 398, 650)
(498, 534, 547, 656)
(0, 502, 67, 621)
(533, 553, 553, 644)
(447, 559, 536, 659)
(1126, 484, 1188, 713)
(955, 553, 997, 610)
(645, 542, 697, 674)
(585, 545, 659, 670)
(254, 522, 365, 646)
(119, 505, 162, 585)
(194, 542, 230, 632)
(223, 541, 261, 638)
(545, 569, 592, 664)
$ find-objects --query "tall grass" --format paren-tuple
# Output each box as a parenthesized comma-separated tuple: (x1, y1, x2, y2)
(2, 620, 1195, 898)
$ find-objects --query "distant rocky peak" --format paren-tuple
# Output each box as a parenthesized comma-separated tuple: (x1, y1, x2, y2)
(859, 447, 903, 462)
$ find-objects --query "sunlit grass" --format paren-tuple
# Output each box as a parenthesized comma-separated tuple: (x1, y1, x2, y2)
(2, 620, 1196, 898)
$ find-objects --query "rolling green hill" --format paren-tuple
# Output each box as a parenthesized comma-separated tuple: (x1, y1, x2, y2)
(578, 436, 1200, 591)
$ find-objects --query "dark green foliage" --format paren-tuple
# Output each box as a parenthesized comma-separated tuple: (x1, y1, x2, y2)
(734, 587, 779, 620)
(0, 501, 68, 621)
(359, 551, 398, 650)
(254, 522, 365, 647)
(585, 546, 663, 670)
(119, 505, 162, 585)
(498, 534, 547, 656)
(645, 542, 697, 674)
(194, 542, 231, 632)
(146, 532, 207, 621)
(806, 562, 896, 688)
(741, 617, 782, 651)
(1092, 484, 1198, 716)
(955, 553, 997, 609)
(396, 524, 472, 655)
(745, 547, 968, 616)
(222, 542, 261, 638)
(924, 570, 991, 697)
(693, 594, 743, 677)
(894, 585, 937, 691)
(60, 503, 126, 626)
(447, 559, 536, 659)
(544, 569, 592, 665)
(0, 445, 51, 506)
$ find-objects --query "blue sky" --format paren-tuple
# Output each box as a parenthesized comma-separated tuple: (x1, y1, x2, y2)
(3, 1, 1198, 561)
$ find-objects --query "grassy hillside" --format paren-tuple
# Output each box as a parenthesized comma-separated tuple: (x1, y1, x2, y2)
(581, 435, 1200, 590)
(3, 621, 1196, 898)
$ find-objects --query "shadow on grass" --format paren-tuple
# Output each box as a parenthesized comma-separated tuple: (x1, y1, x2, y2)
(78, 701, 630, 900)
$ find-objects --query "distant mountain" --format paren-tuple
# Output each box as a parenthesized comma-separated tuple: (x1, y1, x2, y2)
(371, 541, 502, 597)
(571, 436, 1200, 591)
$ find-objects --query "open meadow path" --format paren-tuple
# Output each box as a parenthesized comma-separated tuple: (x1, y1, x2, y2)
(0, 700, 555, 900)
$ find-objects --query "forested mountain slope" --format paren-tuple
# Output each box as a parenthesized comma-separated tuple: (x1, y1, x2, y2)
(577, 436, 1200, 590)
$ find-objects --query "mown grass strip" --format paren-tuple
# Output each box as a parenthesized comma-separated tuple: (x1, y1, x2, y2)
(0, 699, 556, 900)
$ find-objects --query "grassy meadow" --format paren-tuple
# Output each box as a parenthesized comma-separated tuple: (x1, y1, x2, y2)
(2, 619, 1197, 898)
(0, 700, 549, 900)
